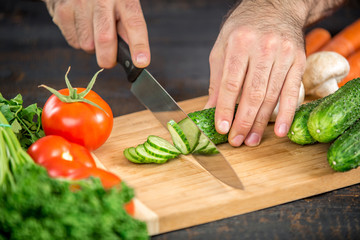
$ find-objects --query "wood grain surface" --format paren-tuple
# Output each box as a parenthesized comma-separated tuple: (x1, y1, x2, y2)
(1, 0, 360, 239)
(94, 96, 360, 236)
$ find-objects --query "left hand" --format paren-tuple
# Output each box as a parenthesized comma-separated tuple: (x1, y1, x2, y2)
(205, 0, 307, 147)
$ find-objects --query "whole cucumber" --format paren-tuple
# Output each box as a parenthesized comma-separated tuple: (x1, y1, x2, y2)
(287, 98, 323, 145)
(328, 119, 360, 172)
(307, 78, 360, 143)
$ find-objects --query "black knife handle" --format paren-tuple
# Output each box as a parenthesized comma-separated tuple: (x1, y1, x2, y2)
(116, 36, 143, 83)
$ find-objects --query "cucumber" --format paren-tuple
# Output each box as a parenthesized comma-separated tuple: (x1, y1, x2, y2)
(177, 117, 201, 152)
(308, 78, 360, 143)
(188, 107, 232, 145)
(125, 147, 144, 164)
(144, 142, 179, 159)
(147, 135, 181, 155)
(193, 141, 219, 155)
(192, 133, 210, 152)
(287, 98, 323, 145)
(167, 120, 192, 154)
(135, 144, 168, 164)
(328, 119, 360, 172)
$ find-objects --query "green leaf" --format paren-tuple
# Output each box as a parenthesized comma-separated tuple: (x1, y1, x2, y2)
(20, 104, 38, 123)
(11, 119, 22, 134)
(0, 105, 15, 123)
(9, 94, 23, 106)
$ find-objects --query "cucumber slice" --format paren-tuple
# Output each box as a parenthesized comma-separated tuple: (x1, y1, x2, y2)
(192, 133, 210, 152)
(144, 142, 179, 159)
(135, 144, 168, 164)
(147, 135, 181, 155)
(167, 120, 191, 154)
(178, 118, 201, 152)
(124, 147, 144, 164)
(193, 141, 219, 155)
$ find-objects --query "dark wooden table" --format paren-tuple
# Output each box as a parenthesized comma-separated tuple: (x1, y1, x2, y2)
(1, 0, 359, 239)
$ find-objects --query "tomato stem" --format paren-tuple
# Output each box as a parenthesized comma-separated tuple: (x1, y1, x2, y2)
(39, 68, 109, 117)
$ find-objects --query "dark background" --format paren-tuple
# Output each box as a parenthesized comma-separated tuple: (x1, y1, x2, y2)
(1, 0, 360, 239)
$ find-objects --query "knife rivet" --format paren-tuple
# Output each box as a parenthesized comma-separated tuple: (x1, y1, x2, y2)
(125, 60, 130, 68)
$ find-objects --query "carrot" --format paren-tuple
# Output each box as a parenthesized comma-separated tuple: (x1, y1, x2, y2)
(320, 18, 360, 58)
(338, 49, 360, 87)
(305, 28, 331, 56)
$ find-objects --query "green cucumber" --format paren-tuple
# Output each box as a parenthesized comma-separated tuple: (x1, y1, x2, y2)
(193, 141, 219, 155)
(147, 135, 181, 155)
(188, 107, 232, 144)
(327, 119, 360, 172)
(308, 78, 360, 143)
(135, 144, 168, 164)
(144, 142, 179, 159)
(177, 117, 201, 152)
(192, 133, 210, 152)
(287, 98, 323, 145)
(125, 147, 144, 164)
(167, 120, 192, 154)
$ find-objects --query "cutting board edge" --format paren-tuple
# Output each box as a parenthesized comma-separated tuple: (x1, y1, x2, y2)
(153, 168, 360, 235)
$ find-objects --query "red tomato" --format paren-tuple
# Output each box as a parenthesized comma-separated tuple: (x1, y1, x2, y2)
(42, 88, 113, 151)
(124, 200, 135, 216)
(27, 135, 96, 178)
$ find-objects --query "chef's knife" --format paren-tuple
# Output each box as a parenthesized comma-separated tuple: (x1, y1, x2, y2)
(117, 36, 243, 189)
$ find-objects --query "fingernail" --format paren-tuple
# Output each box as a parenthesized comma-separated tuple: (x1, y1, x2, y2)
(136, 53, 148, 65)
(231, 135, 244, 147)
(278, 123, 289, 136)
(218, 120, 230, 134)
(245, 132, 260, 146)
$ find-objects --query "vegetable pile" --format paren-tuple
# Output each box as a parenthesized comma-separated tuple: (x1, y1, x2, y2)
(0, 68, 149, 239)
(288, 77, 360, 172)
(305, 18, 360, 88)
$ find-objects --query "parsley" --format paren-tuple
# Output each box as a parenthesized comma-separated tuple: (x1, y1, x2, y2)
(0, 93, 44, 149)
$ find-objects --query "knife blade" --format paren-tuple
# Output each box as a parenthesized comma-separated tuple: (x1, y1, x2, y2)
(117, 36, 244, 189)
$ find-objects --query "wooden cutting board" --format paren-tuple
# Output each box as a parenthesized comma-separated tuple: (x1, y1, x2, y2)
(93, 96, 360, 236)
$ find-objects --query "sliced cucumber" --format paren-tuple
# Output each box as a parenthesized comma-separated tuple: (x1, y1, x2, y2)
(135, 144, 168, 164)
(192, 133, 210, 152)
(124, 147, 144, 163)
(144, 142, 179, 159)
(193, 141, 219, 155)
(147, 135, 181, 155)
(167, 120, 191, 154)
(178, 118, 201, 152)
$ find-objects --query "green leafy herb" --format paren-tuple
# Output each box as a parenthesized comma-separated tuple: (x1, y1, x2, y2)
(0, 93, 44, 149)
(0, 164, 149, 240)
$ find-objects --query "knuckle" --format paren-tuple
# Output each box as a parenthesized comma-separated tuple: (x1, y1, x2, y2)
(124, 16, 146, 29)
(96, 31, 115, 45)
(124, 0, 142, 14)
(248, 90, 265, 106)
(224, 78, 241, 93)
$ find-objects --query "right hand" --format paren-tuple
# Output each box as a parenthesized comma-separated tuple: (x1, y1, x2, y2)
(44, 0, 151, 69)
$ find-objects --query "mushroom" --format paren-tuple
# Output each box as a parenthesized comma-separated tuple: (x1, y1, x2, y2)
(269, 81, 305, 122)
(302, 51, 350, 98)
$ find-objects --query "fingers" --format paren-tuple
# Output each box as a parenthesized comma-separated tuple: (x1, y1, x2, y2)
(227, 33, 275, 147)
(117, 0, 150, 68)
(52, 1, 80, 49)
(205, 42, 225, 109)
(274, 50, 306, 137)
(93, 0, 118, 68)
(243, 40, 295, 146)
(74, 0, 95, 53)
(51, 0, 150, 69)
(212, 28, 305, 148)
(213, 29, 250, 135)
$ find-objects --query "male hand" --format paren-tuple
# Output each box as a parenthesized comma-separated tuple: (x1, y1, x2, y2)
(205, 0, 307, 147)
(44, 0, 150, 68)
